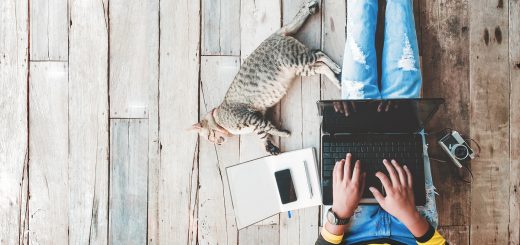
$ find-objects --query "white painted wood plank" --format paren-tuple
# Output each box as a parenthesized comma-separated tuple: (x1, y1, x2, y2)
(157, 0, 200, 243)
(202, 0, 241, 55)
(238, 0, 282, 231)
(30, 0, 68, 61)
(0, 0, 29, 243)
(109, 119, 148, 245)
(510, 0, 520, 243)
(29, 61, 69, 245)
(68, 0, 109, 243)
(198, 56, 240, 245)
(109, 0, 159, 118)
(279, 1, 322, 244)
(321, 0, 345, 100)
(469, 0, 510, 243)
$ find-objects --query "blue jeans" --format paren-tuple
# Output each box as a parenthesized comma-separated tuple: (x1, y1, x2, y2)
(340, 0, 438, 243)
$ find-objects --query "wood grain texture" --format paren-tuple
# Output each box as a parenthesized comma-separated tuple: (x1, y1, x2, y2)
(202, 0, 241, 55)
(279, 0, 321, 244)
(68, 0, 109, 243)
(509, 0, 520, 243)
(321, 0, 345, 100)
(0, 0, 29, 243)
(157, 0, 200, 243)
(419, 0, 471, 227)
(29, 0, 68, 61)
(29, 62, 69, 245)
(437, 226, 469, 245)
(109, 0, 159, 119)
(109, 119, 148, 245)
(198, 56, 240, 245)
(469, 0, 510, 243)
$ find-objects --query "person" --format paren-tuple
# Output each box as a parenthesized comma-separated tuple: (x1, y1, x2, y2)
(315, 0, 447, 243)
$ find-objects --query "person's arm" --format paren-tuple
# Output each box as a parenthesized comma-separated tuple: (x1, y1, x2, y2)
(315, 153, 366, 245)
(369, 159, 447, 244)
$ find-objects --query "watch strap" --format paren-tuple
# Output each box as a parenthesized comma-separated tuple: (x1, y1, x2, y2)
(328, 208, 350, 225)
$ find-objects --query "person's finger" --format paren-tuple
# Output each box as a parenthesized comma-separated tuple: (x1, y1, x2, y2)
(385, 101, 391, 112)
(377, 101, 384, 112)
(343, 102, 349, 116)
(391, 159, 407, 187)
(351, 101, 357, 112)
(333, 161, 338, 186)
(369, 187, 385, 204)
(343, 154, 352, 182)
(351, 160, 362, 184)
(333, 102, 340, 113)
(375, 171, 392, 192)
(403, 165, 413, 187)
(335, 160, 345, 183)
(383, 159, 399, 188)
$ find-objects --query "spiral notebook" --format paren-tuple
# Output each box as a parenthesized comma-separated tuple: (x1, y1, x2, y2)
(226, 148, 322, 229)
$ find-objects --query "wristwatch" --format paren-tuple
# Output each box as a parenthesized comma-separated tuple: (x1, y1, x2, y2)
(327, 208, 350, 225)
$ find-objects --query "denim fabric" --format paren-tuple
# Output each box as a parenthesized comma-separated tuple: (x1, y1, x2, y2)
(338, 0, 438, 243)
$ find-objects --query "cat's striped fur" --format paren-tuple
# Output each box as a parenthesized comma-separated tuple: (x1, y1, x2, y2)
(192, 0, 341, 154)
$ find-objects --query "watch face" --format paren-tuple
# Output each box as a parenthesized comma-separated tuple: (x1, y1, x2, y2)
(327, 209, 336, 224)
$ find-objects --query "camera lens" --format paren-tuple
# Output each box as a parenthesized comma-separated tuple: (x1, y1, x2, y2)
(453, 144, 469, 160)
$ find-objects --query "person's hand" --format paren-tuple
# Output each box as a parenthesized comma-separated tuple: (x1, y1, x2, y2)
(369, 159, 430, 236)
(333, 101, 357, 116)
(332, 153, 366, 218)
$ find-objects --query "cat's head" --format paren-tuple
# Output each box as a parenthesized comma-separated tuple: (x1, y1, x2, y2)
(190, 111, 232, 145)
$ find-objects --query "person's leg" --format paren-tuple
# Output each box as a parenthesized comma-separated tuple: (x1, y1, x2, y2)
(341, 0, 380, 99)
(380, 0, 421, 98)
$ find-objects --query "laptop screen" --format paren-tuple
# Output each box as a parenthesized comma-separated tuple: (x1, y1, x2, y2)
(317, 99, 444, 134)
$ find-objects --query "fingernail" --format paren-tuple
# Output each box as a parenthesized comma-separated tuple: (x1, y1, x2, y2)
(369, 187, 375, 192)
(404, 165, 408, 169)
(347, 153, 351, 156)
(391, 159, 396, 164)
(382, 159, 387, 163)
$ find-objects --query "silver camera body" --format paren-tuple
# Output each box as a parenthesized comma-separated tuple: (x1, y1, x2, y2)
(438, 131, 476, 168)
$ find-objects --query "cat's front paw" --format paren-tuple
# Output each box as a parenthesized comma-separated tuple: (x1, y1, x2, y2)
(266, 141, 281, 155)
(306, 0, 319, 14)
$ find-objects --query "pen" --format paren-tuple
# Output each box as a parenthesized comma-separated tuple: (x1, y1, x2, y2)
(303, 161, 313, 199)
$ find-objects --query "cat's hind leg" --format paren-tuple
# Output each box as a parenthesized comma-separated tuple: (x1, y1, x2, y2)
(277, 0, 319, 36)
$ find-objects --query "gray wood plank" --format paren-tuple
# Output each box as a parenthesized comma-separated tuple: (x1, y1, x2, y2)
(157, 0, 201, 243)
(321, 0, 345, 100)
(29, 61, 69, 245)
(438, 226, 469, 245)
(68, 0, 110, 243)
(109, 0, 159, 119)
(279, 0, 321, 244)
(510, 0, 520, 243)
(198, 56, 240, 245)
(202, 0, 241, 55)
(469, 0, 510, 243)
(29, 0, 68, 61)
(238, 0, 282, 233)
(0, 0, 29, 243)
(419, 0, 471, 226)
(109, 119, 148, 245)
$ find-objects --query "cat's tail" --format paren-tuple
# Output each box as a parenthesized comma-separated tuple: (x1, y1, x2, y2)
(277, 0, 319, 36)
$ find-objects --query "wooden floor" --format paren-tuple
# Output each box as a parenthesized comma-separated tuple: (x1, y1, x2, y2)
(0, 0, 518, 244)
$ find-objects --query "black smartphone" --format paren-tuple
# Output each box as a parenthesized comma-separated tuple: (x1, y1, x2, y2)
(274, 169, 297, 204)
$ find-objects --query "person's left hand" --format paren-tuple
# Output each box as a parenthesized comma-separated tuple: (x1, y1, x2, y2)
(332, 153, 366, 218)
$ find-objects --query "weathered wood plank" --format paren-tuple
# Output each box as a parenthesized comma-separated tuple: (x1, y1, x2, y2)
(420, 0, 471, 226)
(198, 56, 240, 245)
(68, 0, 109, 244)
(279, 0, 321, 244)
(509, 0, 520, 243)
(109, 0, 159, 119)
(156, 0, 200, 243)
(109, 119, 148, 245)
(29, 62, 69, 245)
(0, 0, 29, 243)
(202, 0, 241, 55)
(238, 0, 282, 233)
(321, 0, 345, 100)
(469, 0, 510, 243)
(29, 0, 68, 61)
(437, 226, 469, 245)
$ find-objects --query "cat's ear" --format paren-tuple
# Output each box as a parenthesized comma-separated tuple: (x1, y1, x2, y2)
(188, 122, 203, 132)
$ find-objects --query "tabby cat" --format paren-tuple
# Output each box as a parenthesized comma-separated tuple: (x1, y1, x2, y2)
(191, 0, 341, 155)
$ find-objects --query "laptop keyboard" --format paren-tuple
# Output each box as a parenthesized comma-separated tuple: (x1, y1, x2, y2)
(321, 134, 426, 205)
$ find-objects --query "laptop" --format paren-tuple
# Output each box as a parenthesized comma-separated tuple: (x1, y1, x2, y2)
(317, 99, 444, 206)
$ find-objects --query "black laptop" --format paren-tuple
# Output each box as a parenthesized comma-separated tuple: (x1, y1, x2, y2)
(318, 99, 444, 206)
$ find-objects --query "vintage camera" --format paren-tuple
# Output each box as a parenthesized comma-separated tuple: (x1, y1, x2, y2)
(438, 130, 476, 168)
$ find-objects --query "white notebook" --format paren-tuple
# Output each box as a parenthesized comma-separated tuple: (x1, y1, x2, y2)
(226, 148, 322, 229)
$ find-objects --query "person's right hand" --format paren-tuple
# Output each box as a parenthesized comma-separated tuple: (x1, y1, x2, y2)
(369, 159, 430, 236)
